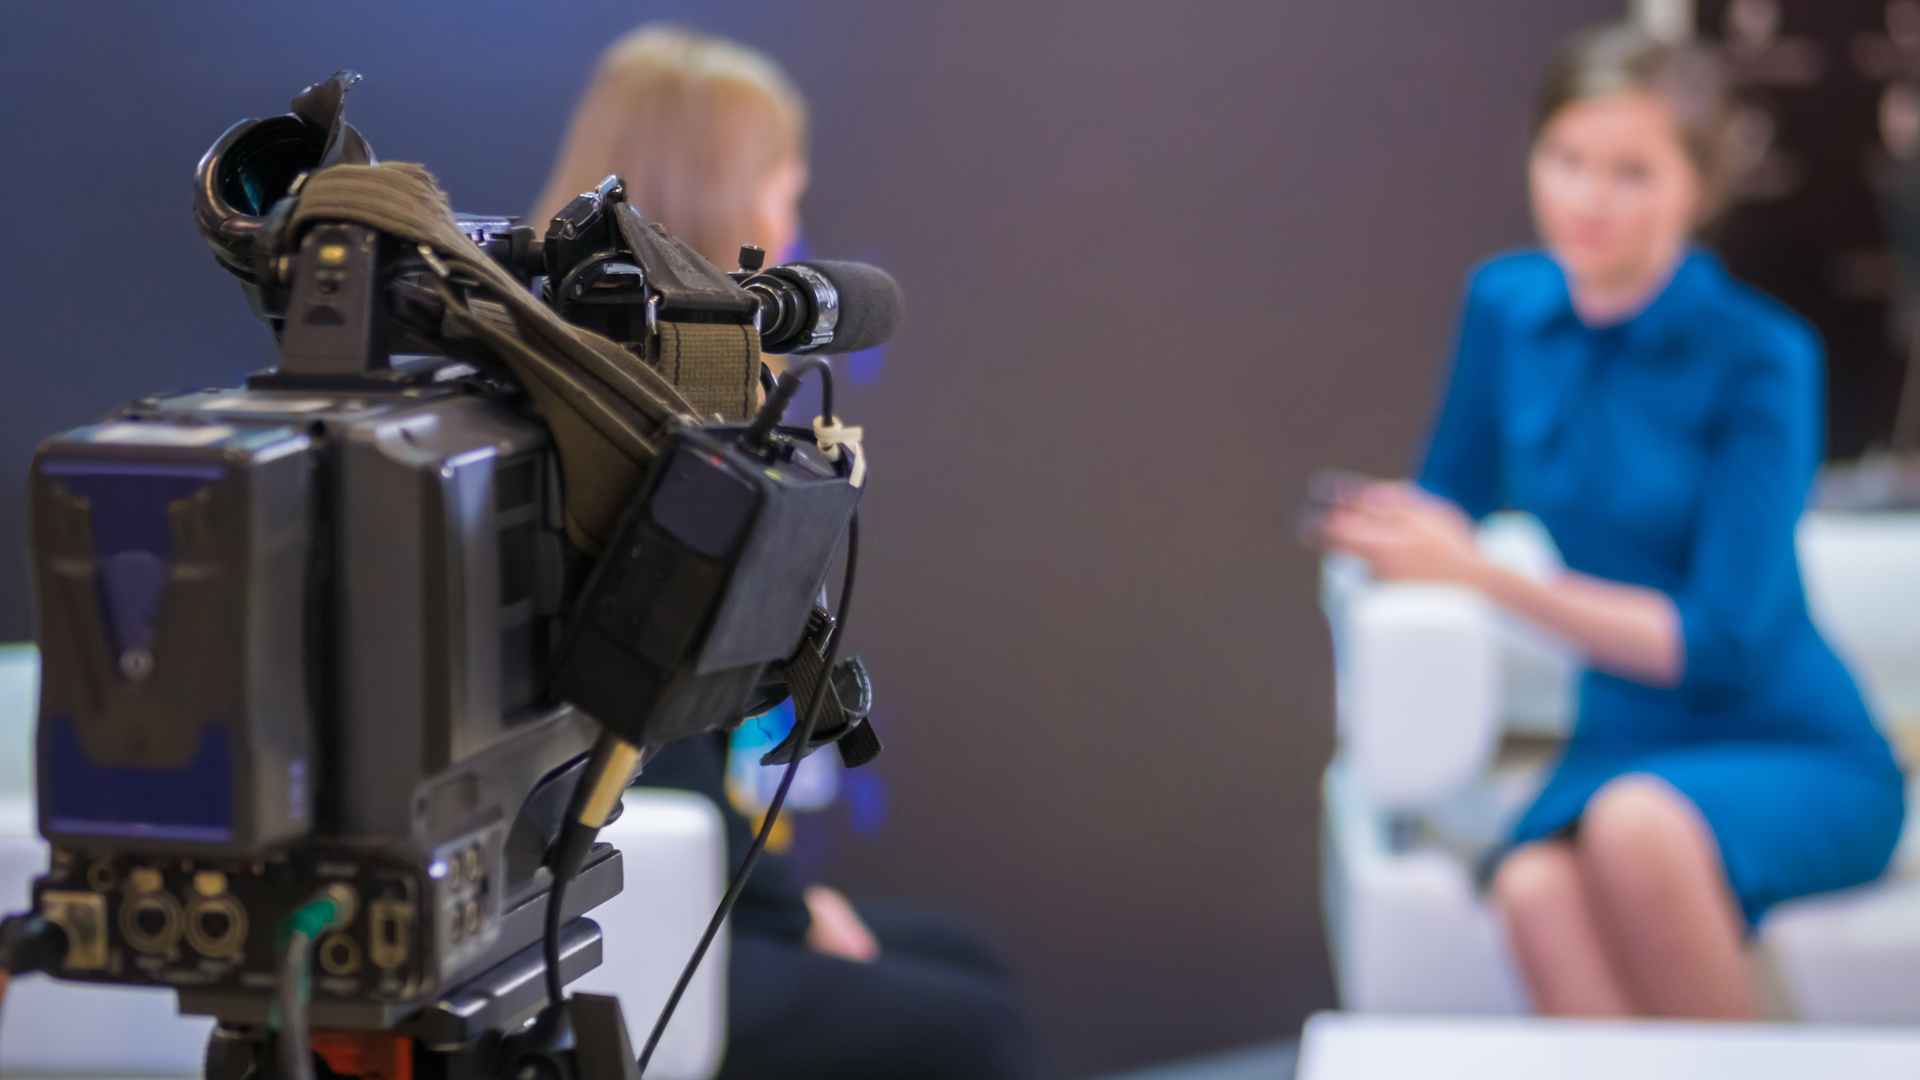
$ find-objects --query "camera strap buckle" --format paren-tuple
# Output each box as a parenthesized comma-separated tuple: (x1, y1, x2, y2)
(416, 242, 451, 279)
(813, 416, 866, 489)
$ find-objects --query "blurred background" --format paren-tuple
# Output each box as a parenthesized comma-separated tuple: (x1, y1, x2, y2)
(6, 1, 1911, 1076)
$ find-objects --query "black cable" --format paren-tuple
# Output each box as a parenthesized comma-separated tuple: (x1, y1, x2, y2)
(636, 511, 860, 1077)
(792, 356, 835, 422)
(543, 851, 570, 1010)
(740, 357, 835, 452)
(2, 914, 68, 1073)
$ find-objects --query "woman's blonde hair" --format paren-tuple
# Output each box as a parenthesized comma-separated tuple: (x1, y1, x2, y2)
(532, 25, 807, 265)
(1534, 23, 1740, 219)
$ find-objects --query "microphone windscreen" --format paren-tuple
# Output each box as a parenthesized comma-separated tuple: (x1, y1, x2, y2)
(799, 260, 904, 354)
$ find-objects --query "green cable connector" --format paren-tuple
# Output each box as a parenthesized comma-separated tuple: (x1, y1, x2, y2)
(277, 883, 357, 948)
(282, 897, 338, 944)
(269, 885, 357, 1033)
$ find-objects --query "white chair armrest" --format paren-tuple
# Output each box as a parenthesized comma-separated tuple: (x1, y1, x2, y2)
(1336, 584, 1502, 811)
(1321, 513, 1578, 812)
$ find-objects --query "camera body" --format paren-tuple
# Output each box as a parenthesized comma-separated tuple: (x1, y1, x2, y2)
(28, 374, 623, 1031)
(9, 74, 888, 1058)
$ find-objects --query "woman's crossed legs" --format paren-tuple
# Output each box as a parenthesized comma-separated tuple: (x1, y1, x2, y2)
(1492, 774, 1752, 1018)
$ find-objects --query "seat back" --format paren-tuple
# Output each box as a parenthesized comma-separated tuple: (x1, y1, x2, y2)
(1800, 513, 1920, 733)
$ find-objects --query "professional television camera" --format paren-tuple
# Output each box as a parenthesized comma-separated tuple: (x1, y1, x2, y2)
(0, 71, 900, 1080)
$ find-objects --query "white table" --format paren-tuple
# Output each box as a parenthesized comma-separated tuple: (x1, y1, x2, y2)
(1298, 1013, 1920, 1080)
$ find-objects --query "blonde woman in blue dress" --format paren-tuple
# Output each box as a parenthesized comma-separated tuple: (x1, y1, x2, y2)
(1320, 25, 1905, 1018)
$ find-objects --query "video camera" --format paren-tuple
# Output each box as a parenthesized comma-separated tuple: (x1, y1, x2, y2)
(0, 71, 901, 1080)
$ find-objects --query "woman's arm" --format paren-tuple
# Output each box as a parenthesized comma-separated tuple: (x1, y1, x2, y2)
(1465, 560, 1679, 686)
(1665, 339, 1822, 696)
(1318, 484, 1681, 686)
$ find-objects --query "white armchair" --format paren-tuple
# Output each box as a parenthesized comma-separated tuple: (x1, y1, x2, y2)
(1321, 512, 1920, 1021)
(0, 645, 728, 1079)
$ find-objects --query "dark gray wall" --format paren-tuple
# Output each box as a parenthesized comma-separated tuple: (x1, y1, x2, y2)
(0, 2, 1613, 1075)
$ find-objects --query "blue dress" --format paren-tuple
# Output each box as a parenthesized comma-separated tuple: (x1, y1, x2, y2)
(1418, 248, 1907, 927)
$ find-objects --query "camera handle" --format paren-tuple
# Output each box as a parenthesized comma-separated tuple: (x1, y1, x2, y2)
(268, 220, 396, 383)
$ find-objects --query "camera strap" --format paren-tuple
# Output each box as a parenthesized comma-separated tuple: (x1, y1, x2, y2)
(615, 204, 761, 424)
(653, 321, 760, 422)
(758, 609, 881, 769)
(287, 162, 714, 555)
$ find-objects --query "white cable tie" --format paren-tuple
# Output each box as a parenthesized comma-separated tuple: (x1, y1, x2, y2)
(813, 415, 867, 489)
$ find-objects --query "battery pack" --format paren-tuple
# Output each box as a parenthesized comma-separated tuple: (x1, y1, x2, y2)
(31, 420, 316, 855)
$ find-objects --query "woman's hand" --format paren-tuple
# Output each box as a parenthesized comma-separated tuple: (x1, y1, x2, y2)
(1310, 478, 1682, 684)
(805, 885, 880, 963)
(1316, 482, 1485, 584)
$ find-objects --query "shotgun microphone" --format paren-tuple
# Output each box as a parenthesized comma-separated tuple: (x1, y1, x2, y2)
(742, 259, 905, 355)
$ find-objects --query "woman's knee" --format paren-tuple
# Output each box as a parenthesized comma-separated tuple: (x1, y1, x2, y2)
(1492, 841, 1581, 920)
(1575, 775, 1746, 926)
(1579, 775, 1716, 875)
